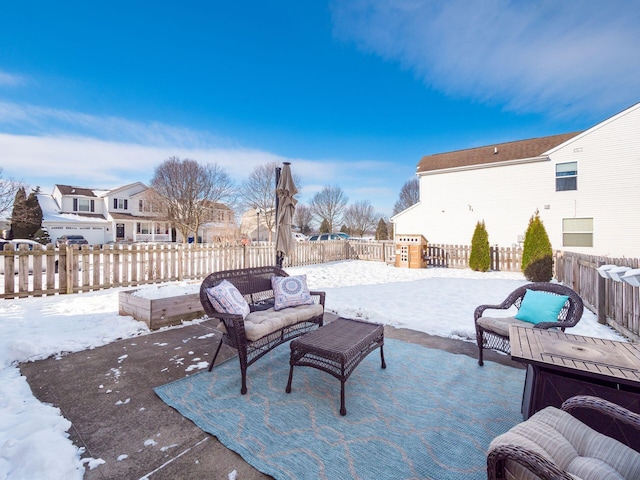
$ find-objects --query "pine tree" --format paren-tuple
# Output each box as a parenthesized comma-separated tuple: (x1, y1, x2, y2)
(469, 220, 491, 272)
(319, 218, 330, 234)
(33, 228, 51, 245)
(26, 190, 43, 238)
(521, 210, 553, 281)
(375, 218, 388, 240)
(9, 187, 27, 239)
(10, 188, 43, 239)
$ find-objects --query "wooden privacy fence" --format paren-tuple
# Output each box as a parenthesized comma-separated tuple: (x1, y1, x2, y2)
(1, 241, 397, 299)
(424, 244, 523, 272)
(555, 252, 640, 342)
(1, 241, 528, 299)
(5, 241, 638, 342)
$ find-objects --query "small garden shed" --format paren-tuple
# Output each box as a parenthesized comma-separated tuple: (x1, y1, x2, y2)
(395, 234, 428, 269)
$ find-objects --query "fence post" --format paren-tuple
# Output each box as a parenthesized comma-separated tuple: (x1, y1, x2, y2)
(571, 255, 579, 291)
(65, 245, 74, 294)
(597, 259, 607, 325)
(243, 244, 247, 269)
(177, 244, 184, 281)
(490, 246, 500, 271)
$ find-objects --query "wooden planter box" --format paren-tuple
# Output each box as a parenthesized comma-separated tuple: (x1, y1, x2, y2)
(118, 289, 204, 330)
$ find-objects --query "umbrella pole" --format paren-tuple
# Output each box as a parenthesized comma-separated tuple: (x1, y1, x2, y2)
(275, 166, 282, 268)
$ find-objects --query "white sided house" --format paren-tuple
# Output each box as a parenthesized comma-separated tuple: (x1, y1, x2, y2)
(38, 182, 235, 245)
(392, 103, 640, 258)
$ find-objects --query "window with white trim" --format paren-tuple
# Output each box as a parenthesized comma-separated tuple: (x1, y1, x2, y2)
(73, 198, 95, 212)
(556, 162, 577, 191)
(137, 222, 152, 234)
(562, 217, 593, 247)
(113, 198, 128, 210)
(139, 199, 162, 213)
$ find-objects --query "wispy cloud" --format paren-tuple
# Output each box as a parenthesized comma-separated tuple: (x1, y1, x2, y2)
(331, 0, 640, 119)
(0, 101, 233, 148)
(0, 70, 26, 87)
(0, 100, 399, 214)
(0, 133, 286, 188)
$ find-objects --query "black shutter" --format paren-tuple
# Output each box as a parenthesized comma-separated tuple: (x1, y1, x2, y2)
(73, 198, 78, 211)
(113, 198, 117, 209)
(124, 199, 128, 210)
(90, 200, 95, 212)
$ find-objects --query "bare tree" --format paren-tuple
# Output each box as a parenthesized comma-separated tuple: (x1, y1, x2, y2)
(293, 203, 313, 235)
(239, 162, 302, 242)
(342, 200, 377, 237)
(239, 162, 278, 241)
(392, 177, 420, 216)
(150, 157, 235, 243)
(309, 185, 348, 233)
(0, 168, 22, 218)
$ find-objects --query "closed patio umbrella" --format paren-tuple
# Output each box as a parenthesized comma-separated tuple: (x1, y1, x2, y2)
(275, 162, 297, 268)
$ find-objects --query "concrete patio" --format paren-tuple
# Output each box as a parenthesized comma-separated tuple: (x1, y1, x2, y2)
(20, 313, 523, 479)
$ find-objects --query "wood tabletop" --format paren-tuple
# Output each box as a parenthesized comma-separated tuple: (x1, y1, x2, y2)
(509, 325, 640, 386)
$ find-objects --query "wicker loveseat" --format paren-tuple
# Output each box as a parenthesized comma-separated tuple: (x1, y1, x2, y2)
(199, 266, 325, 394)
(474, 282, 583, 366)
(487, 395, 640, 480)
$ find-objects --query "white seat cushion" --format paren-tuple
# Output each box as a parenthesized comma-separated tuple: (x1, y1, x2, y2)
(217, 303, 323, 341)
(490, 406, 640, 480)
(477, 315, 534, 338)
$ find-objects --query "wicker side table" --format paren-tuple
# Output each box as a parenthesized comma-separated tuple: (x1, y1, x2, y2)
(285, 317, 386, 415)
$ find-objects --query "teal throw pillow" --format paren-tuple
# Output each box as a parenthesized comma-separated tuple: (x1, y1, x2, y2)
(515, 289, 569, 325)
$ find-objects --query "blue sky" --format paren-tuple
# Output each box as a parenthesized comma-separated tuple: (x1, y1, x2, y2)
(1, 0, 639, 216)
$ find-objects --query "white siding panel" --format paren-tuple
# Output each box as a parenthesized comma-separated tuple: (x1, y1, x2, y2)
(395, 103, 640, 257)
(412, 159, 555, 247)
(548, 104, 640, 257)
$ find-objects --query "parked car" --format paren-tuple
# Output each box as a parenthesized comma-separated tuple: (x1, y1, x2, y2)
(0, 239, 46, 274)
(9, 239, 44, 250)
(292, 232, 308, 242)
(56, 235, 89, 247)
(308, 233, 351, 241)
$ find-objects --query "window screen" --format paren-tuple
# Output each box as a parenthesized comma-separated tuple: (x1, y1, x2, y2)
(556, 162, 577, 191)
(562, 217, 593, 247)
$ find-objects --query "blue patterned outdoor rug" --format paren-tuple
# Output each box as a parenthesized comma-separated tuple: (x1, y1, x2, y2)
(154, 339, 524, 480)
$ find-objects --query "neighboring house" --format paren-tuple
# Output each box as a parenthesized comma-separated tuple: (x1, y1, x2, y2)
(392, 102, 640, 258)
(240, 208, 275, 242)
(39, 185, 111, 245)
(38, 182, 235, 245)
(198, 201, 237, 243)
(108, 183, 171, 243)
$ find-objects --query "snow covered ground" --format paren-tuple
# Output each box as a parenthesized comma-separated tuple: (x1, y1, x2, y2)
(0, 260, 625, 479)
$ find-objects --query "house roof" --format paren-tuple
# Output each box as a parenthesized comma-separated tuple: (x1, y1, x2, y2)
(55, 185, 101, 197)
(107, 182, 148, 196)
(416, 132, 581, 173)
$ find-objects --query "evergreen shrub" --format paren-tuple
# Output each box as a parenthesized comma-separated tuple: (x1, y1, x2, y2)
(469, 220, 491, 272)
(521, 210, 553, 282)
(375, 218, 388, 240)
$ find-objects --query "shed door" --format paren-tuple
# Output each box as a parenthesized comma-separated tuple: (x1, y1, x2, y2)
(398, 245, 409, 268)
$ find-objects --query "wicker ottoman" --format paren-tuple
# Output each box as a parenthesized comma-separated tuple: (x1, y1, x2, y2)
(285, 317, 386, 415)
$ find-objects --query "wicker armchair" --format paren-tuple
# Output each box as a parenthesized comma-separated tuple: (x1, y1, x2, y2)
(199, 266, 325, 394)
(474, 282, 583, 366)
(487, 395, 640, 480)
